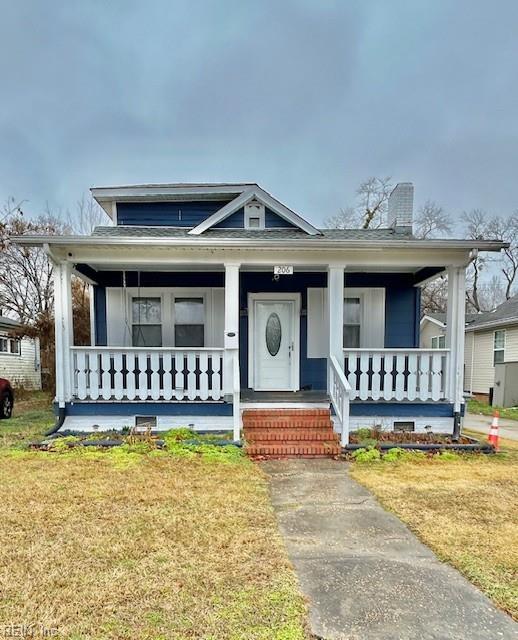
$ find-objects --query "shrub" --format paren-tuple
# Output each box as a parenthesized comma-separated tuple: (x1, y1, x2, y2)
(352, 447, 381, 463)
(383, 448, 426, 462)
(355, 427, 372, 441)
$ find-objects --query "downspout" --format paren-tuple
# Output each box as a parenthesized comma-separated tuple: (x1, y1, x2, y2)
(44, 406, 66, 436)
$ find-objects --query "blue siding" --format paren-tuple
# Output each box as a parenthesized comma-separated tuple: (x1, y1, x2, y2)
(63, 402, 232, 416)
(384, 287, 420, 348)
(93, 286, 107, 346)
(350, 402, 456, 417)
(116, 200, 232, 226)
(213, 207, 297, 229)
(345, 273, 419, 348)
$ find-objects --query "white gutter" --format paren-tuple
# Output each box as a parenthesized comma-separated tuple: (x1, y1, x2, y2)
(10, 235, 508, 252)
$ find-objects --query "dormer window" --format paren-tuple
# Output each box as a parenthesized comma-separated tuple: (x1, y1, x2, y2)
(245, 200, 265, 229)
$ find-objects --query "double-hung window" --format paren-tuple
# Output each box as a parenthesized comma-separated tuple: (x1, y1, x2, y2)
(132, 297, 162, 347)
(493, 329, 505, 365)
(0, 336, 20, 354)
(0, 337, 7, 353)
(174, 297, 205, 347)
(343, 297, 361, 348)
(431, 335, 446, 349)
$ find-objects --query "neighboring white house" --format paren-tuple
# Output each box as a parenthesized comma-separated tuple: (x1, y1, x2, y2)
(420, 313, 448, 350)
(0, 316, 42, 389)
(12, 181, 505, 447)
(464, 295, 518, 400)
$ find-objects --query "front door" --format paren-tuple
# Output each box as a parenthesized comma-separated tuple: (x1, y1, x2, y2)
(251, 296, 299, 391)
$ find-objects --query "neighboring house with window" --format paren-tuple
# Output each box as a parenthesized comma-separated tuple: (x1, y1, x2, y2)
(13, 181, 504, 450)
(420, 312, 479, 350)
(465, 295, 518, 400)
(0, 316, 42, 389)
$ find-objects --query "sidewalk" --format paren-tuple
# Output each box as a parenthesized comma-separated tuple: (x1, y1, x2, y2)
(464, 412, 518, 441)
(263, 459, 518, 640)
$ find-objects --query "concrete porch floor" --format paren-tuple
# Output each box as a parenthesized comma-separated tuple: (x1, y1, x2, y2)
(263, 459, 517, 640)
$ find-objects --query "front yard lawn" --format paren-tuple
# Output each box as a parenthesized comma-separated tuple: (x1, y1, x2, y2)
(468, 398, 518, 421)
(350, 438, 518, 620)
(0, 402, 309, 639)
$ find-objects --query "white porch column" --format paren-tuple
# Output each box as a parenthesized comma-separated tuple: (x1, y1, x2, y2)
(446, 266, 466, 436)
(224, 263, 241, 441)
(53, 261, 74, 406)
(327, 265, 345, 367)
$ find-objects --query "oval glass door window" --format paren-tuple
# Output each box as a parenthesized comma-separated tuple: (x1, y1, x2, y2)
(265, 312, 282, 356)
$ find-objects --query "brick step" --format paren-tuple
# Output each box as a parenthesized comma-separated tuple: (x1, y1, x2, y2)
(243, 418, 334, 429)
(242, 408, 330, 418)
(245, 442, 341, 458)
(244, 428, 339, 442)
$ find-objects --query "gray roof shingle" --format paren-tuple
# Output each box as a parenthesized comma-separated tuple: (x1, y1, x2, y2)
(467, 295, 518, 330)
(92, 226, 410, 240)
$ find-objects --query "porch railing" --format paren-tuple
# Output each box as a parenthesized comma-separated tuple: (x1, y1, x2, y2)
(329, 355, 351, 446)
(343, 348, 449, 402)
(70, 347, 225, 402)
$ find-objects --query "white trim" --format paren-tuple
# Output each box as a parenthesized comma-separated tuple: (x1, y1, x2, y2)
(493, 328, 506, 365)
(248, 292, 301, 391)
(420, 314, 446, 329)
(244, 200, 265, 229)
(189, 186, 321, 236)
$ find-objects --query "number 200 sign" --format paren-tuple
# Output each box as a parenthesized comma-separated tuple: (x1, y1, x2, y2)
(273, 265, 294, 275)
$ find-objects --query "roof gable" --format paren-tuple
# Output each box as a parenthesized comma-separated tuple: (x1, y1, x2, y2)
(188, 186, 320, 236)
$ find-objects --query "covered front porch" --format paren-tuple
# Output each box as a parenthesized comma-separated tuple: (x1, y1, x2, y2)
(51, 245, 466, 443)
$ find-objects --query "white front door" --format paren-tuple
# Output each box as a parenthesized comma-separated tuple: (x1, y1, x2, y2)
(251, 296, 299, 391)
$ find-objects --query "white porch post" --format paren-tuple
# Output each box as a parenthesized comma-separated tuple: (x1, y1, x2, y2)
(53, 261, 74, 406)
(328, 265, 349, 445)
(224, 263, 241, 441)
(328, 265, 345, 368)
(446, 266, 466, 437)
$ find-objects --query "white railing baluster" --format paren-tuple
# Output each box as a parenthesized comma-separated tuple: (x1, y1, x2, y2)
(150, 351, 160, 400)
(212, 351, 222, 401)
(113, 352, 124, 400)
(162, 353, 173, 401)
(359, 352, 370, 401)
(126, 353, 136, 400)
(137, 352, 149, 400)
(101, 352, 112, 400)
(407, 353, 418, 401)
(76, 351, 87, 400)
(329, 355, 351, 446)
(199, 351, 209, 401)
(186, 352, 197, 400)
(343, 348, 449, 403)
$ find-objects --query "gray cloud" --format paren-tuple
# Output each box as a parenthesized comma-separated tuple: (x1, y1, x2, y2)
(1, 0, 517, 226)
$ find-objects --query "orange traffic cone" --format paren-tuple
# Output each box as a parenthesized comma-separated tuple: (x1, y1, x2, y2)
(488, 411, 500, 450)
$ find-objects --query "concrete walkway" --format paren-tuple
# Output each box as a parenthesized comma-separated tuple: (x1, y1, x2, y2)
(465, 412, 518, 441)
(263, 459, 518, 640)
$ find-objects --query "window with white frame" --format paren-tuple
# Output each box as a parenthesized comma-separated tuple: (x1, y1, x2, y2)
(493, 329, 505, 365)
(131, 297, 162, 347)
(431, 335, 446, 349)
(0, 336, 20, 354)
(174, 297, 205, 347)
(343, 297, 361, 348)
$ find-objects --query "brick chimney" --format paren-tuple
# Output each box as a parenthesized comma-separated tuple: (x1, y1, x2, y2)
(387, 182, 414, 234)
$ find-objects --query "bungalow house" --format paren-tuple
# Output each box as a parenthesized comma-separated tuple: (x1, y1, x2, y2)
(0, 316, 42, 390)
(465, 295, 518, 402)
(13, 182, 504, 451)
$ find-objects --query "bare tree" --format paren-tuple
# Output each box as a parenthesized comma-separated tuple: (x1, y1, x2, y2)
(461, 209, 490, 312)
(325, 176, 393, 229)
(485, 213, 518, 300)
(66, 193, 108, 235)
(421, 277, 448, 315)
(414, 201, 452, 239)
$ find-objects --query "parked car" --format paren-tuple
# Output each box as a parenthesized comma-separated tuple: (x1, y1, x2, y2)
(0, 378, 14, 418)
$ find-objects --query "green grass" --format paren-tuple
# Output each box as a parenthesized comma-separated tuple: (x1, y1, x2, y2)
(468, 398, 518, 421)
(0, 393, 310, 639)
(351, 440, 518, 620)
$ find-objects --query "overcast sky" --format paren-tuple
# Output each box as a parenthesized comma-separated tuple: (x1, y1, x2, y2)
(1, 0, 517, 228)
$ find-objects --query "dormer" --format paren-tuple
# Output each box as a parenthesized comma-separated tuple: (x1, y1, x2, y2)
(91, 183, 321, 235)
